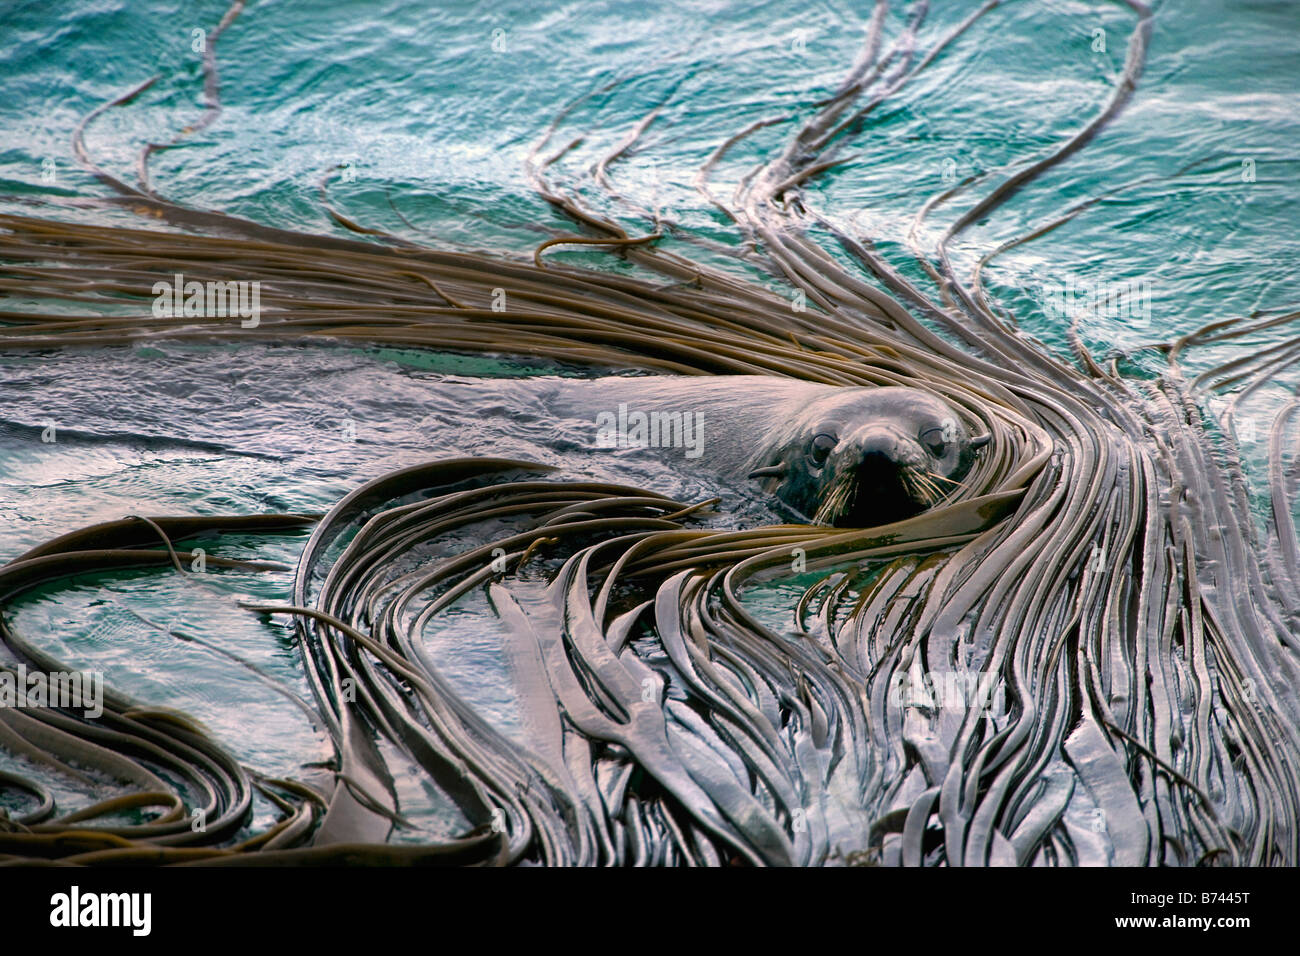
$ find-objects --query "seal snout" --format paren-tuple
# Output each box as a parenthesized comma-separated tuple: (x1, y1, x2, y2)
(753, 385, 986, 528)
(843, 424, 916, 472)
(820, 424, 932, 526)
(853, 428, 904, 463)
(858, 447, 900, 474)
(853, 445, 914, 496)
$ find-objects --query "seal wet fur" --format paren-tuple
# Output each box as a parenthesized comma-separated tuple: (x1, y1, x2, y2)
(532, 375, 990, 527)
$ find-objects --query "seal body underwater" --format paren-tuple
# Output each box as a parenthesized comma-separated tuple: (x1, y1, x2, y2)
(519, 375, 991, 527)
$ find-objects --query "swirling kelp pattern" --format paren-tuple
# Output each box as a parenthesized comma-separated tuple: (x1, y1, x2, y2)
(1, 0, 1298, 866)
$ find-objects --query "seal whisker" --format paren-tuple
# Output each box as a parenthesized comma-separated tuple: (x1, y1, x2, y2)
(816, 479, 846, 525)
(919, 473, 944, 502)
(902, 471, 927, 507)
(813, 470, 856, 525)
(925, 470, 966, 488)
(839, 472, 862, 524)
(906, 470, 942, 508)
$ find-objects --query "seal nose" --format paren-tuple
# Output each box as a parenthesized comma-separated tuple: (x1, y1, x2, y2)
(850, 427, 907, 500)
(853, 427, 902, 463)
(834, 425, 923, 527)
(860, 448, 893, 472)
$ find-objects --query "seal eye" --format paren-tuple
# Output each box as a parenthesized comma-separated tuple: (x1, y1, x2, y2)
(920, 428, 947, 458)
(809, 433, 836, 466)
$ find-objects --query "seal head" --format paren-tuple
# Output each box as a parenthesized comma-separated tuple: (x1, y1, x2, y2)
(746, 387, 990, 527)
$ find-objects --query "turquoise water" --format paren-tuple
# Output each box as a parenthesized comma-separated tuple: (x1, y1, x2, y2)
(1, 0, 1298, 838)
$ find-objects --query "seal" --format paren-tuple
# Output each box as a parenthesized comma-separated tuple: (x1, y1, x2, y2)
(740, 384, 990, 526)
(534, 375, 990, 527)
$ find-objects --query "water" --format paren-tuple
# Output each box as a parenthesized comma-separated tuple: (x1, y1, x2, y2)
(1, 0, 1297, 838)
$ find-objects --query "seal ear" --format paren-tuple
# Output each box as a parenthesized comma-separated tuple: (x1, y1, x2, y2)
(970, 433, 991, 451)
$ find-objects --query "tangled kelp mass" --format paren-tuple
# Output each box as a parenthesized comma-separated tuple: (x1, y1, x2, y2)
(2, 0, 1300, 866)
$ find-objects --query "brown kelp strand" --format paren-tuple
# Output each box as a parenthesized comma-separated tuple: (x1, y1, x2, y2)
(2, 0, 1299, 866)
(0, 510, 508, 865)
(241, 457, 1007, 865)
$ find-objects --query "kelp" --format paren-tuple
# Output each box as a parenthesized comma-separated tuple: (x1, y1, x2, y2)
(1, 0, 1299, 866)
